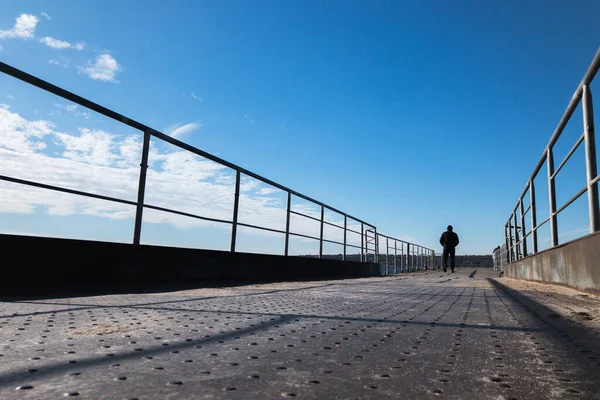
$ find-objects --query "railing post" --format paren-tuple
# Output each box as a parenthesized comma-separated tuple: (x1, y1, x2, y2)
(133, 131, 151, 245)
(284, 192, 291, 256)
(529, 180, 538, 254)
(513, 212, 520, 260)
(374, 228, 379, 263)
(504, 223, 510, 263)
(319, 205, 324, 259)
(343, 215, 347, 261)
(394, 240, 397, 272)
(583, 85, 600, 233)
(230, 170, 241, 252)
(360, 223, 364, 262)
(386, 237, 389, 274)
(508, 216, 514, 262)
(406, 243, 411, 271)
(547, 148, 559, 247)
(519, 199, 527, 258)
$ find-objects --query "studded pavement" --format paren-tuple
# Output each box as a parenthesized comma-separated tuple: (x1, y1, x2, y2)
(1, 268, 599, 399)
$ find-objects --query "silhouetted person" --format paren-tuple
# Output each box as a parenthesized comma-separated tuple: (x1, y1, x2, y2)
(440, 225, 459, 273)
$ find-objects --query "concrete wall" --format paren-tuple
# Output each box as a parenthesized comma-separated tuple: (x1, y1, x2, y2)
(504, 231, 600, 294)
(0, 234, 381, 295)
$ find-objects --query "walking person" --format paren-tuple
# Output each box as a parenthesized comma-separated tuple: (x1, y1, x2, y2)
(440, 225, 459, 273)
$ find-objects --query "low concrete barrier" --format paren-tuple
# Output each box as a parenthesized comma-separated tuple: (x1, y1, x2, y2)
(0, 234, 381, 295)
(504, 231, 600, 294)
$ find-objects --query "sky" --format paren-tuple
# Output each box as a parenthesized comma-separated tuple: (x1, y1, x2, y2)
(0, 1, 599, 256)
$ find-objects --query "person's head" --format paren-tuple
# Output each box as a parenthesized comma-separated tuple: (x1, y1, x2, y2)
(447, 225, 453, 232)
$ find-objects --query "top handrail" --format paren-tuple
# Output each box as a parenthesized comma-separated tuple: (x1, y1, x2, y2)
(0, 61, 372, 227)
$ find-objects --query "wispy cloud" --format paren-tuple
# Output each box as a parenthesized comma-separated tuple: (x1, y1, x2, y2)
(54, 103, 91, 118)
(41, 12, 51, 21)
(190, 92, 202, 101)
(244, 114, 255, 123)
(40, 36, 84, 50)
(0, 14, 39, 40)
(6, 95, 15, 100)
(49, 58, 70, 68)
(166, 122, 203, 139)
(78, 53, 121, 82)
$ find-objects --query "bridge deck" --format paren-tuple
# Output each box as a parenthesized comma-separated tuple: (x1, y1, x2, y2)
(1, 269, 599, 399)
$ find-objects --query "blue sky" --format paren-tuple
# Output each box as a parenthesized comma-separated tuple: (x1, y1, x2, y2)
(0, 1, 599, 255)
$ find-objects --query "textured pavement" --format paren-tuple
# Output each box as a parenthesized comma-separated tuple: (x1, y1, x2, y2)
(1, 268, 599, 399)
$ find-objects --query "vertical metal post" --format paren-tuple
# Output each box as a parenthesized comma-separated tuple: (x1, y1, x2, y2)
(374, 228, 379, 264)
(519, 199, 527, 258)
(360, 223, 364, 262)
(133, 131, 151, 245)
(406, 243, 411, 271)
(343, 215, 347, 261)
(583, 85, 600, 233)
(504, 223, 511, 263)
(529, 180, 538, 254)
(284, 192, 291, 256)
(386, 237, 389, 273)
(319, 205, 324, 259)
(394, 240, 397, 271)
(230, 170, 241, 252)
(513, 212, 520, 260)
(508, 217, 514, 262)
(547, 148, 559, 247)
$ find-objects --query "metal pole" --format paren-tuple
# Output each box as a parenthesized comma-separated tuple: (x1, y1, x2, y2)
(343, 215, 347, 261)
(394, 240, 397, 272)
(406, 243, 411, 271)
(583, 85, 600, 233)
(360, 223, 364, 262)
(508, 216, 514, 262)
(547, 148, 559, 247)
(386, 237, 389, 274)
(513, 213, 520, 260)
(504, 224, 510, 263)
(374, 228, 379, 264)
(519, 199, 527, 258)
(230, 170, 241, 252)
(133, 131, 151, 245)
(529, 180, 538, 254)
(319, 205, 324, 259)
(284, 192, 291, 256)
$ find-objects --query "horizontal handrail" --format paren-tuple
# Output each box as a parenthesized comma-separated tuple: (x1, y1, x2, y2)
(502, 48, 600, 266)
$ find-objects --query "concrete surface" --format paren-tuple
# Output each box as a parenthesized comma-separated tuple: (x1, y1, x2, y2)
(1, 268, 599, 399)
(504, 231, 600, 294)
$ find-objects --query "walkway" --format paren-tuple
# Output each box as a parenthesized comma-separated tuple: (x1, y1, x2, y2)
(1, 269, 599, 399)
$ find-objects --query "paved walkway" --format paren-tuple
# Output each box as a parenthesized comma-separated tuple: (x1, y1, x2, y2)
(1, 269, 599, 399)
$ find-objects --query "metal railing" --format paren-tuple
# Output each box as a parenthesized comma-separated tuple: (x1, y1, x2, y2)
(0, 60, 435, 267)
(375, 232, 435, 273)
(503, 48, 600, 265)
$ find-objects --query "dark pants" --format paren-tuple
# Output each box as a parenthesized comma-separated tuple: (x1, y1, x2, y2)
(443, 248, 456, 270)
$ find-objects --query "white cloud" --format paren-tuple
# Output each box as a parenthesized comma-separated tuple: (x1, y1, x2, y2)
(6, 95, 15, 100)
(40, 37, 70, 49)
(78, 54, 121, 82)
(166, 122, 202, 139)
(190, 92, 202, 101)
(0, 14, 39, 40)
(244, 114, 255, 123)
(40, 36, 85, 50)
(41, 12, 51, 20)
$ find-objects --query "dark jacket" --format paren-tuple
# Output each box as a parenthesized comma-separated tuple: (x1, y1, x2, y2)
(440, 231, 459, 250)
